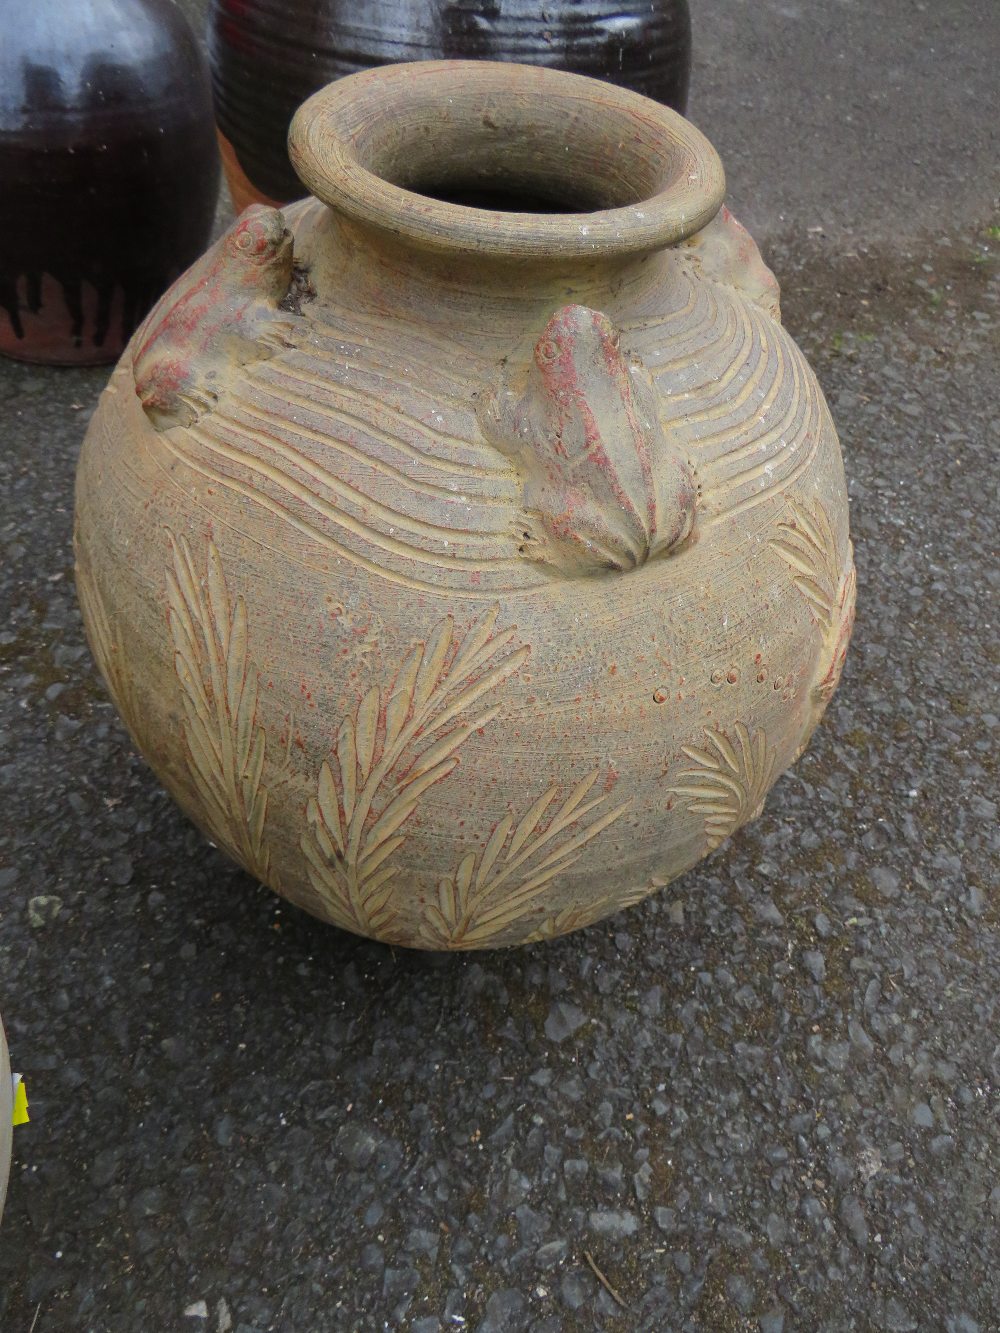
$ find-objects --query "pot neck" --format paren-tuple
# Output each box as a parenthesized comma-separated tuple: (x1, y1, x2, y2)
(288, 60, 725, 317)
(300, 209, 686, 329)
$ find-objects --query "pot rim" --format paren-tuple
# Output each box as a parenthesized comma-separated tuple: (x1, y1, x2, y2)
(288, 60, 725, 261)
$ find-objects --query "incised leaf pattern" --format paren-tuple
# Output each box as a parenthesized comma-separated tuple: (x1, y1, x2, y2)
(166, 533, 272, 881)
(301, 605, 529, 939)
(672, 722, 776, 851)
(769, 496, 841, 633)
(417, 771, 632, 949)
(521, 882, 653, 945)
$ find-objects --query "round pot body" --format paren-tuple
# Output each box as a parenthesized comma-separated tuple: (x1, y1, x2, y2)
(208, 0, 692, 211)
(75, 63, 854, 950)
(0, 0, 220, 366)
(0, 1018, 11, 1223)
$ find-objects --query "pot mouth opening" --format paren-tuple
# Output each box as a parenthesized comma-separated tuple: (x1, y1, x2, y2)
(400, 178, 613, 215)
(289, 61, 725, 261)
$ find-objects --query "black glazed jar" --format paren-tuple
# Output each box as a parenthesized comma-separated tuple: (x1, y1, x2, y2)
(0, 0, 220, 365)
(209, 0, 692, 210)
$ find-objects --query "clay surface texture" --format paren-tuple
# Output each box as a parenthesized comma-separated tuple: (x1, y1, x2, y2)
(74, 63, 853, 949)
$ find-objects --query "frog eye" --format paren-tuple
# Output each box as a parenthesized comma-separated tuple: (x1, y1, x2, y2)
(536, 338, 559, 365)
(233, 222, 272, 257)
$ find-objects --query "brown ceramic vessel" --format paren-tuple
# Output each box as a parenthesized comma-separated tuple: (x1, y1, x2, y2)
(0, 0, 220, 366)
(74, 63, 854, 950)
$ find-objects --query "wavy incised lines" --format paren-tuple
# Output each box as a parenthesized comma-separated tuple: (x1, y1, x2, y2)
(672, 723, 776, 851)
(678, 351, 816, 523)
(301, 606, 529, 939)
(637, 275, 717, 360)
(154, 431, 458, 593)
(306, 336, 475, 406)
(648, 305, 732, 375)
(227, 397, 478, 504)
(619, 266, 701, 332)
(731, 426, 809, 492)
(184, 423, 523, 571)
(264, 359, 503, 470)
(243, 380, 511, 487)
(716, 338, 805, 462)
(685, 325, 791, 457)
(709, 400, 806, 496)
(645, 294, 816, 501)
(150, 430, 545, 595)
(166, 534, 272, 882)
(720, 431, 822, 523)
(138, 266, 828, 585)
(657, 315, 773, 450)
(653, 313, 765, 397)
(656, 297, 759, 420)
(304, 312, 483, 400)
(416, 771, 631, 949)
(722, 385, 812, 494)
(698, 353, 814, 518)
(658, 304, 747, 398)
(269, 296, 481, 396)
(230, 401, 516, 534)
(645, 288, 732, 371)
(313, 302, 479, 366)
(201, 410, 509, 549)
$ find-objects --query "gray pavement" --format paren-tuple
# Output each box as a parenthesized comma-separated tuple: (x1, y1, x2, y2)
(689, 0, 999, 245)
(1, 2, 999, 1330)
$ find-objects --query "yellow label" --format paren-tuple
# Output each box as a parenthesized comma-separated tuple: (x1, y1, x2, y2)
(12, 1077, 29, 1126)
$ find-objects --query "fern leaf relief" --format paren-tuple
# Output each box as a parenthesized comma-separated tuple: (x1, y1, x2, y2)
(166, 533, 272, 881)
(672, 722, 775, 851)
(301, 604, 529, 940)
(417, 772, 632, 949)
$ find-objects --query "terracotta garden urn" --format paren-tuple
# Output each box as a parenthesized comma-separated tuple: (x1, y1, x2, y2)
(1, 1017, 12, 1222)
(75, 62, 854, 950)
(208, 0, 691, 211)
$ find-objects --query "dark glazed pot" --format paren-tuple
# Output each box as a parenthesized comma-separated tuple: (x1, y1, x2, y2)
(0, 0, 221, 366)
(209, 0, 692, 210)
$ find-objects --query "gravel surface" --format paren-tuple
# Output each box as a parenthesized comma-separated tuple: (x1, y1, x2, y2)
(1, 1, 999, 1329)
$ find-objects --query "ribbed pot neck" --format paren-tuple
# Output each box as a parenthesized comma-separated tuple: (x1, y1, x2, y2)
(288, 60, 725, 264)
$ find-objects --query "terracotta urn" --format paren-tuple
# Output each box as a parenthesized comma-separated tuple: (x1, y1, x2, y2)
(208, 0, 691, 211)
(0, 0, 220, 365)
(1, 1018, 12, 1222)
(75, 63, 854, 950)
